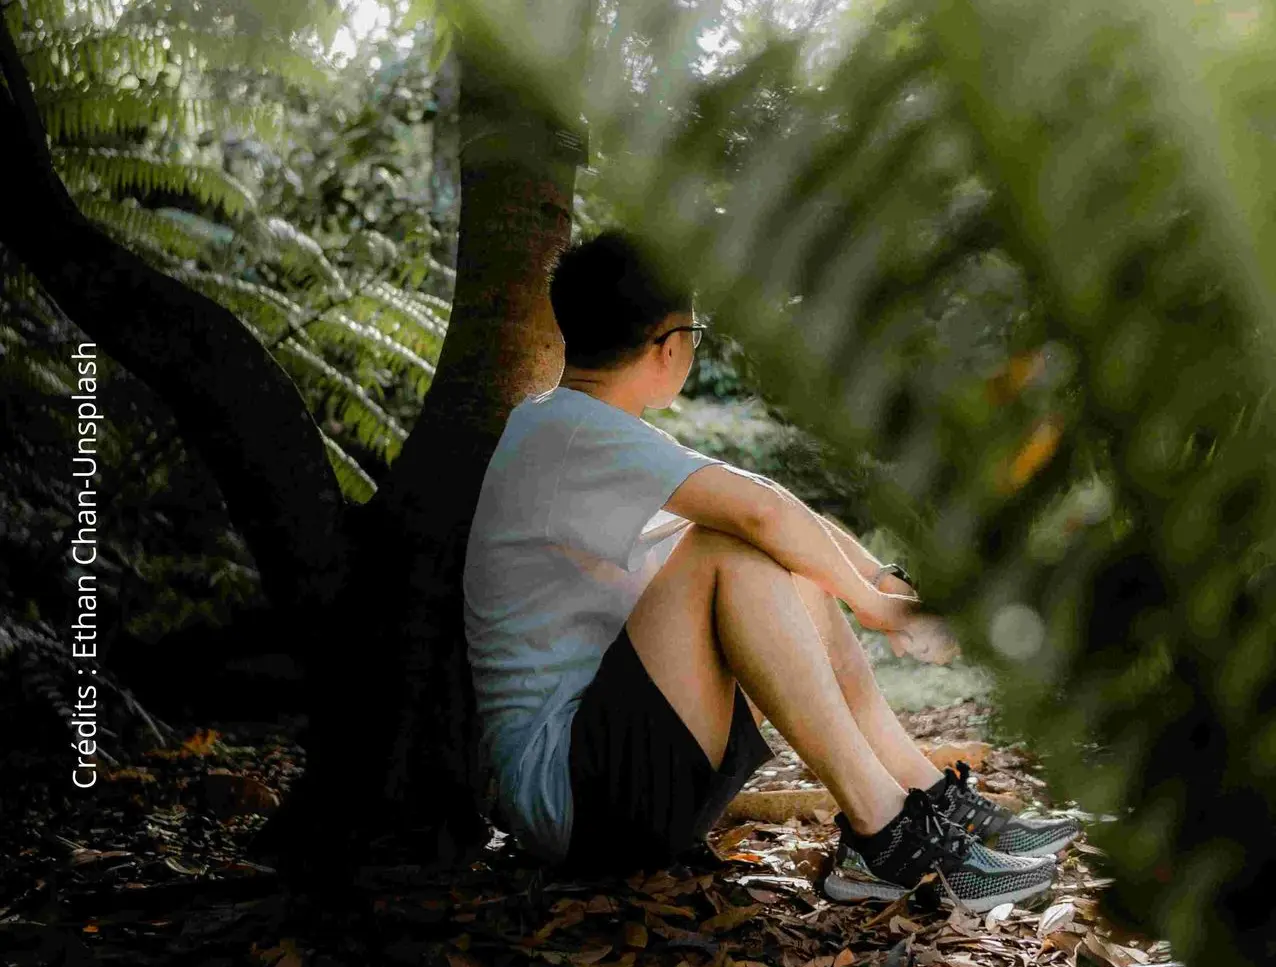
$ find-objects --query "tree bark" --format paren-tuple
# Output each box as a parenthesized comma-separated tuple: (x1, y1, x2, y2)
(254, 9, 594, 886)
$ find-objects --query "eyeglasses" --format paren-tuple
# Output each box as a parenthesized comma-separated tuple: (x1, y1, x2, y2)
(653, 324, 708, 349)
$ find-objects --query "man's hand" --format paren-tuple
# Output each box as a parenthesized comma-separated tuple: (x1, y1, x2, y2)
(852, 585, 922, 633)
(885, 613, 961, 665)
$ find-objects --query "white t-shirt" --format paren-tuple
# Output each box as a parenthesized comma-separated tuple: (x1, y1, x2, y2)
(462, 385, 729, 862)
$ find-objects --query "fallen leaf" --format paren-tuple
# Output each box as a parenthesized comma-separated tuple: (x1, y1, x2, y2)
(722, 789, 837, 824)
(1038, 901, 1075, 938)
(622, 922, 648, 949)
(888, 914, 923, 935)
(788, 846, 832, 883)
(587, 895, 618, 914)
(800, 957, 835, 967)
(529, 907, 586, 944)
(714, 824, 758, 853)
(723, 852, 768, 865)
(1042, 932, 1085, 955)
(446, 953, 485, 967)
(629, 899, 698, 919)
(641, 871, 679, 895)
(71, 849, 133, 866)
(568, 947, 613, 966)
(1081, 931, 1137, 967)
(202, 770, 280, 817)
(700, 903, 762, 934)
(746, 888, 780, 904)
(926, 742, 993, 773)
(832, 950, 855, 967)
(181, 728, 221, 756)
(983, 903, 1014, 932)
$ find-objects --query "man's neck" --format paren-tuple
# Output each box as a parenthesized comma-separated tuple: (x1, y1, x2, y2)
(557, 373, 648, 419)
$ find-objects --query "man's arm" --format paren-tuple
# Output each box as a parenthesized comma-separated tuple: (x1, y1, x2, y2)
(664, 466, 920, 631)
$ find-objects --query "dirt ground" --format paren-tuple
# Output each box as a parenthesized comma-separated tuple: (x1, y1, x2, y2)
(0, 698, 1179, 967)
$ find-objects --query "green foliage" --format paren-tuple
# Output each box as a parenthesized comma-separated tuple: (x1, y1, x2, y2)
(1, 0, 454, 659)
(460, 0, 1276, 961)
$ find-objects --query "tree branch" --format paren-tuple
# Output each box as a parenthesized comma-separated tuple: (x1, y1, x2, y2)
(0, 16, 351, 622)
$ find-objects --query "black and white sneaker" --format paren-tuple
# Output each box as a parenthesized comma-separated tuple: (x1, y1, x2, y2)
(823, 789, 1057, 913)
(932, 761, 1082, 858)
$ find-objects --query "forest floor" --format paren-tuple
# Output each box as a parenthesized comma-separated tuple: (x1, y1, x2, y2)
(0, 700, 1181, 967)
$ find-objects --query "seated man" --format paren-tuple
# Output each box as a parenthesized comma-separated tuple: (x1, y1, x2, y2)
(462, 231, 1079, 912)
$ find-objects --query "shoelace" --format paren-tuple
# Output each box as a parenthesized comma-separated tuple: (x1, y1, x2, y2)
(902, 788, 975, 863)
(948, 761, 1012, 820)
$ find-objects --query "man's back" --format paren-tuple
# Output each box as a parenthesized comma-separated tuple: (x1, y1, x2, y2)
(462, 385, 725, 861)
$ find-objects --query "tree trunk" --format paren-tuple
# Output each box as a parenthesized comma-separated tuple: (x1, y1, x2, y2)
(255, 14, 593, 885)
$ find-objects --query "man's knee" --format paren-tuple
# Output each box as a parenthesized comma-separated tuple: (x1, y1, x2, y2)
(681, 524, 774, 573)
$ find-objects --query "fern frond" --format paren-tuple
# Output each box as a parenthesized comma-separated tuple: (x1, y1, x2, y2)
(365, 279, 449, 338)
(75, 197, 212, 261)
(57, 148, 256, 217)
(173, 268, 311, 344)
(321, 432, 377, 503)
(37, 87, 283, 142)
(255, 216, 347, 291)
(21, 25, 327, 90)
(274, 337, 408, 462)
(309, 310, 436, 396)
(0, 352, 76, 396)
(10, 0, 117, 32)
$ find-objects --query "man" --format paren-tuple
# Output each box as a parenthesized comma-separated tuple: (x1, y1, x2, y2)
(462, 231, 1079, 912)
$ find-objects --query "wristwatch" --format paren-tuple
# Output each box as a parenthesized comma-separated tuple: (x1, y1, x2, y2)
(872, 563, 915, 592)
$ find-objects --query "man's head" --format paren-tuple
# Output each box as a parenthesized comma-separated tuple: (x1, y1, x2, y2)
(550, 230, 703, 413)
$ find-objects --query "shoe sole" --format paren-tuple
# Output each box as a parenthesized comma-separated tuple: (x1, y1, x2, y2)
(823, 872, 1055, 913)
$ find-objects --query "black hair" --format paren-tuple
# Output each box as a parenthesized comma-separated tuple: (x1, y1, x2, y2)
(549, 230, 693, 371)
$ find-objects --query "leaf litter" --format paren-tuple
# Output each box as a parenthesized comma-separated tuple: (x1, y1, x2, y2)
(0, 702, 1179, 966)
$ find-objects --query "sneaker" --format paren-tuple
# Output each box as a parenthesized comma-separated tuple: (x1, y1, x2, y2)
(823, 789, 1057, 913)
(931, 761, 1081, 858)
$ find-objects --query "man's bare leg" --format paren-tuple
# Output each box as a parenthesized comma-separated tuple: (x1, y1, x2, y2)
(790, 574, 944, 792)
(625, 524, 907, 835)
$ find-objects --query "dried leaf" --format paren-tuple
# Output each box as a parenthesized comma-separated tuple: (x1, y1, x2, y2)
(641, 871, 679, 895)
(983, 902, 1014, 932)
(586, 895, 618, 914)
(700, 903, 762, 934)
(926, 742, 993, 772)
(714, 824, 758, 853)
(1042, 932, 1085, 955)
(800, 957, 835, 967)
(622, 922, 648, 949)
(788, 846, 832, 883)
(202, 770, 280, 817)
(1081, 931, 1138, 967)
(888, 914, 923, 935)
(181, 728, 221, 756)
(568, 947, 613, 966)
(630, 898, 698, 919)
(70, 849, 133, 866)
(446, 954, 485, 967)
(1038, 901, 1076, 938)
(832, 950, 855, 967)
(746, 888, 780, 904)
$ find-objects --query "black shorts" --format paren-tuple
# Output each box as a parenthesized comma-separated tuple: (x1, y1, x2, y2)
(561, 625, 774, 876)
